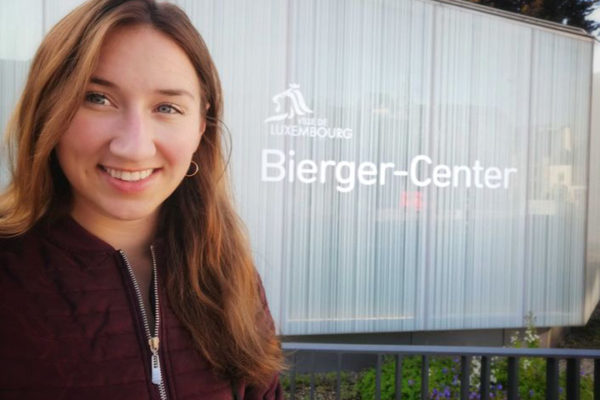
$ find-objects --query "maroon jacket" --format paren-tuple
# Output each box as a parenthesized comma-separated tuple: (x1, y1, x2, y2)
(0, 217, 282, 399)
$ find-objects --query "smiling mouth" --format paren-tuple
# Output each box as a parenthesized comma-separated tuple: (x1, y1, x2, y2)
(100, 166, 155, 182)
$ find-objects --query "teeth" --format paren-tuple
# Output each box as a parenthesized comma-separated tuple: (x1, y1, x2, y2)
(104, 167, 153, 182)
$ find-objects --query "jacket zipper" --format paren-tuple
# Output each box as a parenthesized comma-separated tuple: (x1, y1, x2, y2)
(119, 246, 168, 400)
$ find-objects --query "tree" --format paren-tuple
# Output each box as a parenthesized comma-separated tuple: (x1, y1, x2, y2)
(469, 0, 600, 34)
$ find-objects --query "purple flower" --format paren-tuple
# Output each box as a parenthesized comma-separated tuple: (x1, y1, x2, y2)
(452, 375, 459, 385)
(433, 388, 439, 396)
(529, 389, 535, 397)
(442, 367, 448, 374)
(559, 387, 564, 393)
(408, 379, 414, 386)
(444, 387, 451, 398)
(453, 357, 459, 363)
(497, 383, 503, 390)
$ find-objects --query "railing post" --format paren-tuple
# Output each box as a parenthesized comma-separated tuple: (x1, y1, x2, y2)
(395, 355, 402, 400)
(336, 353, 342, 400)
(421, 355, 429, 400)
(507, 357, 519, 400)
(566, 358, 581, 400)
(376, 354, 382, 400)
(290, 353, 296, 400)
(546, 357, 559, 400)
(595, 359, 600, 400)
(309, 352, 315, 400)
(460, 356, 470, 400)
(480, 356, 490, 399)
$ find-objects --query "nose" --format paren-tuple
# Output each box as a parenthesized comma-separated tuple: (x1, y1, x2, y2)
(109, 108, 156, 161)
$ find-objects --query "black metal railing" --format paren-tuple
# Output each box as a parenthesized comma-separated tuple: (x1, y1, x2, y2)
(282, 342, 600, 400)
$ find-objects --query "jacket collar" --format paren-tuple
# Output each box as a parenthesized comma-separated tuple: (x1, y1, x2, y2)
(38, 215, 117, 254)
(36, 214, 167, 262)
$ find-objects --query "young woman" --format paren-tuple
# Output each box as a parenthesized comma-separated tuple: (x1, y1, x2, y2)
(0, 0, 283, 399)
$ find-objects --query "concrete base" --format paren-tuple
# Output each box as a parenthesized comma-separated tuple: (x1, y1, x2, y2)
(537, 325, 571, 347)
(281, 326, 572, 373)
(282, 326, 571, 348)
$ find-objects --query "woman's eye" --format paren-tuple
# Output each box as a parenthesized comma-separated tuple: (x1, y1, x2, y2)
(156, 104, 181, 114)
(85, 92, 110, 105)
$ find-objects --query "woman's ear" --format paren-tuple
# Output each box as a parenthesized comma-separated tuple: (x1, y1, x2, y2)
(200, 103, 210, 138)
(200, 119, 207, 137)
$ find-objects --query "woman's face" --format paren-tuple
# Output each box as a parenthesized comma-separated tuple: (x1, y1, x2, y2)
(56, 25, 204, 227)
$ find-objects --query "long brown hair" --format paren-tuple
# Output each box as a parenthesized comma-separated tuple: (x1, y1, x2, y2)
(0, 0, 283, 387)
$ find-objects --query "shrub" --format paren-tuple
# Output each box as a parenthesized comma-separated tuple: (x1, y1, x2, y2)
(354, 312, 594, 399)
(356, 355, 467, 399)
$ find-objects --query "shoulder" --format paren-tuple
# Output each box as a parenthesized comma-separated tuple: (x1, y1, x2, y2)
(0, 228, 43, 268)
(0, 229, 49, 329)
(0, 216, 115, 274)
(0, 227, 52, 289)
(0, 219, 93, 290)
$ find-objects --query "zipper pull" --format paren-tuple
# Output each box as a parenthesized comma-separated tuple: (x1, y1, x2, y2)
(149, 337, 162, 385)
(149, 337, 160, 352)
(151, 352, 162, 385)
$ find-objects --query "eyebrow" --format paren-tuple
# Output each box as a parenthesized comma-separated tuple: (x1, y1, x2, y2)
(155, 88, 197, 101)
(90, 76, 117, 88)
(89, 76, 197, 101)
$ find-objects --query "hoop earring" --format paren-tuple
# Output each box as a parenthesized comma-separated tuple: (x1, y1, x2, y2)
(186, 160, 199, 177)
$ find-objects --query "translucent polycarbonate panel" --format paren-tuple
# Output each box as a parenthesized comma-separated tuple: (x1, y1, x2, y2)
(181, 0, 594, 334)
(523, 31, 591, 327)
(425, 5, 534, 331)
(42, 0, 87, 32)
(586, 41, 600, 321)
(0, 0, 596, 335)
(0, 0, 43, 62)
